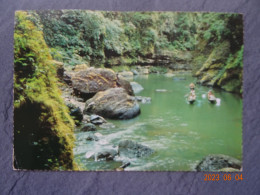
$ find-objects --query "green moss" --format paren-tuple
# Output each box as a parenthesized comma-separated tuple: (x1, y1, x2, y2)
(14, 11, 76, 170)
(149, 66, 168, 74)
(221, 79, 241, 93)
(111, 65, 131, 72)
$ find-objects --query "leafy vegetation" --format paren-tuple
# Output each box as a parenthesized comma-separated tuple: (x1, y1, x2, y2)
(14, 11, 76, 170)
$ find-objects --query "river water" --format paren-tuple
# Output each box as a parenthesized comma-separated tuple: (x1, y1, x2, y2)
(74, 72, 242, 171)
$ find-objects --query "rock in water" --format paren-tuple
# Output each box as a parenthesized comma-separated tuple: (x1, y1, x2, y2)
(85, 133, 99, 141)
(119, 71, 134, 79)
(130, 82, 144, 94)
(66, 103, 83, 125)
(71, 67, 133, 100)
(116, 75, 134, 95)
(135, 96, 151, 104)
(80, 123, 97, 132)
(96, 149, 118, 161)
(84, 88, 140, 119)
(155, 89, 168, 92)
(131, 69, 139, 75)
(196, 154, 242, 172)
(90, 114, 107, 125)
(118, 140, 154, 158)
(99, 122, 116, 129)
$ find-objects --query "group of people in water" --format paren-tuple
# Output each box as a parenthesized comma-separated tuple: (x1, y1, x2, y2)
(187, 83, 216, 104)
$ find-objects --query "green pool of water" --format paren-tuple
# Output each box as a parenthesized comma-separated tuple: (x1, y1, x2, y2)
(74, 73, 242, 171)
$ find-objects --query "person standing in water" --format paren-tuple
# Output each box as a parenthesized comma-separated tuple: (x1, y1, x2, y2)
(207, 90, 216, 101)
(188, 83, 196, 102)
(189, 83, 195, 97)
(189, 83, 195, 90)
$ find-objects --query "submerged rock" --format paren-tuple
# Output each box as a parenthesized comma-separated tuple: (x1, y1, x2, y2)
(96, 149, 118, 161)
(80, 123, 97, 132)
(130, 82, 144, 94)
(173, 77, 186, 81)
(196, 154, 242, 172)
(118, 140, 154, 158)
(94, 132, 103, 137)
(164, 73, 175, 78)
(85, 149, 117, 161)
(84, 88, 140, 119)
(99, 123, 116, 129)
(135, 96, 151, 104)
(155, 89, 168, 92)
(85, 133, 99, 141)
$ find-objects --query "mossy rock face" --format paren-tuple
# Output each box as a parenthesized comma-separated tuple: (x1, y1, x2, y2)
(14, 100, 75, 170)
(221, 79, 241, 93)
(199, 69, 219, 85)
(195, 41, 243, 94)
(196, 41, 230, 77)
(14, 12, 75, 170)
(217, 68, 242, 93)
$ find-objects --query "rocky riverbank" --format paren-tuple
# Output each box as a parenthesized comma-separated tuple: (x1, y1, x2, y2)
(57, 65, 157, 170)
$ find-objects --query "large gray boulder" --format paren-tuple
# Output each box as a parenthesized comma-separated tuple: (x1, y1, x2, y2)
(118, 140, 154, 158)
(84, 88, 140, 119)
(196, 154, 242, 172)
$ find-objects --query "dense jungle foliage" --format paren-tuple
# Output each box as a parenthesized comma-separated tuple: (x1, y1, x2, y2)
(29, 10, 243, 93)
(14, 11, 76, 170)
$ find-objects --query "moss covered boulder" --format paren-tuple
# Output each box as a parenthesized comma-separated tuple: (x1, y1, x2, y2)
(84, 88, 140, 119)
